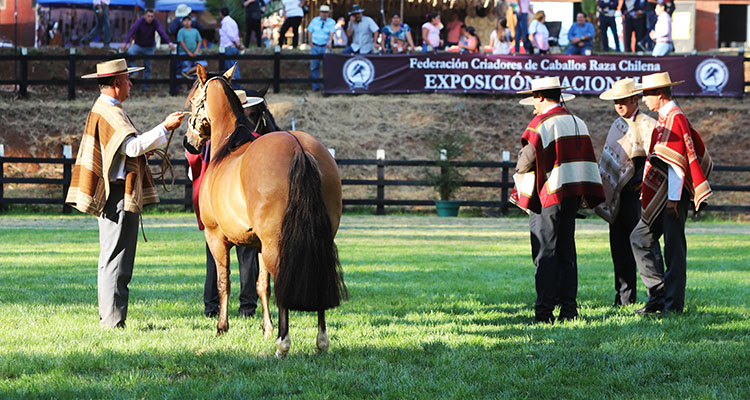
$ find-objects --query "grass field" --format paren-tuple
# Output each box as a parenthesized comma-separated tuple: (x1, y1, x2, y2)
(0, 213, 748, 399)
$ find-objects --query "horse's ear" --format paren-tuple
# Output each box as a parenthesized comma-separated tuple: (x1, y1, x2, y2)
(197, 63, 207, 86)
(223, 63, 237, 82)
(260, 82, 270, 97)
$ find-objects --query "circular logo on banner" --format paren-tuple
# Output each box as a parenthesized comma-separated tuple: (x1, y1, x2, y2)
(343, 56, 375, 90)
(695, 58, 729, 93)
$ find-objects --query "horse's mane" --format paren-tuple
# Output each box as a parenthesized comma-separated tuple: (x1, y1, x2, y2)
(211, 78, 256, 163)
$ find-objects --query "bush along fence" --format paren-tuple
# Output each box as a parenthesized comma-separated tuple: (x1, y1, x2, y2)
(2, 145, 750, 215)
(0, 47, 321, 99)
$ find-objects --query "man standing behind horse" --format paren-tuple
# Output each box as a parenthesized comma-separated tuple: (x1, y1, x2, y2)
(596, 78, 660, 306)
(66, 59, 184, 328)
(511, 76, 604, 324)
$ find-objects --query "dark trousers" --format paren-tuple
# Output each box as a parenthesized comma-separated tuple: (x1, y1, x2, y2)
(279, 16, 303, 48)
(624, 16, 646, 52)
(610, 189, 661, 305)
(530, 196, 580, 321)
(204, 243, 259, 315)
(630, 192, 689, 312)
(599, 15, 620, 52)
(639, 10, 658, 51)
(244, 15, 262, 48)
(514, 12, 532, 53)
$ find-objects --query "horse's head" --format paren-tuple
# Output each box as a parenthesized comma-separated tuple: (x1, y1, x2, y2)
(185, 63, 237, 149)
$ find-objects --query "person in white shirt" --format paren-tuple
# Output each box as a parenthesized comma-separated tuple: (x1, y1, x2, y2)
(280, 0, 306, 48)
(528, 11, 549, 54)
(489, 17, 511, 55)
(343, 4, 380, 54)
(649, 1, 672, 56)
(219, 7, 243, 86)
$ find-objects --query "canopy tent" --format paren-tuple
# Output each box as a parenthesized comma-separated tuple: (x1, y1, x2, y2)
(142, 0, 206, 12)
(37, 0, 139, 7)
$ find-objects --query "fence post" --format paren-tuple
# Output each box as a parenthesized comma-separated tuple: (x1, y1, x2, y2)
(19, 48, 28, 98)
(184, 164, 192, 211)
(376, 149, 385, 215)
(62, 145, 72, 214)
(501, 150, 510, 214)
(0, 144, 5, 213)
(169, 51, 178, 96)
(218, 47, 226, 75)
(273, 45, 281, 93)
(68, 48, 76, 100)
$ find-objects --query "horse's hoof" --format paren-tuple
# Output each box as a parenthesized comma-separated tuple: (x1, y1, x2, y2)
(276, 335, 291, 358)
(316, 331, 329, 353)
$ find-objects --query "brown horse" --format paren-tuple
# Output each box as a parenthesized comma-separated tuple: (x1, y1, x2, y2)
(185, 64, 346, 357)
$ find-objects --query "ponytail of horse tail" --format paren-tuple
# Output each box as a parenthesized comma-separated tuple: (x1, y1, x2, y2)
(274, 149, 348, 312)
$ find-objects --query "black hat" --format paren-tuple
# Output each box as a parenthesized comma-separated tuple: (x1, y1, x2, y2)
(348, 4, 365, 15)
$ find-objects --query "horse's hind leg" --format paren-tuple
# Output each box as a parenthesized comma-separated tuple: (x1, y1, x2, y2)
(206, 233, 231, 336)
(316, 310, 329, 353)
(276, 306, 290, 358)
(257, 254, 274, 338)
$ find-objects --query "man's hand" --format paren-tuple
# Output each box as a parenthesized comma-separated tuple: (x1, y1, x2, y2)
(163, 112, 186, 131)
(120, 43, 128, 51)
(168, 43, 177, 51)
(666, 200, 679, 219)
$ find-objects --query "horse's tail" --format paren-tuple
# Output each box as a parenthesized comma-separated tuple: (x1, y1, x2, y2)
(274, 148, 347, 311)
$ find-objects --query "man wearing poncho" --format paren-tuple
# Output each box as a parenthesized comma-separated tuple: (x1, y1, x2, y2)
(595, 78, 661, 306)
(65, 59, 185, 328)
(630, 72, 712, 315)
(511, 77, 605, 324)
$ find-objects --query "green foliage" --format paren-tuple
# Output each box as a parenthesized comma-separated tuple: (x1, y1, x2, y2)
(205, 0, 246, 34)
(1, 215, 749, 398)
(581, 0, 597, 15)
(425, 111, 473, 201)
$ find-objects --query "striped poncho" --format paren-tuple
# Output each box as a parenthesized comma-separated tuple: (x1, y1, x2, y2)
(511, 105, 604, 214)
(640, 105, 712, 226)
(65, 98, 159, 216)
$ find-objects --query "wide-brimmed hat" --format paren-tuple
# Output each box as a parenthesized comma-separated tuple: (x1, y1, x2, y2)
(519, 93, 575, 105)
(599, 78, 640, 100)
(175, 4, 192, 18)
(517, 76, 571, 94)
(81, 58, 143, 79)
(348, 4, 365, 15)
(319, 5, 331, 12)
(635, 72, 684, 91)
(234, 90, 264, 109)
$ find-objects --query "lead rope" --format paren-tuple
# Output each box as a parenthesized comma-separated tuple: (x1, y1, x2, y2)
(140, 214, 148, 242)
(150, 129, 177, 192)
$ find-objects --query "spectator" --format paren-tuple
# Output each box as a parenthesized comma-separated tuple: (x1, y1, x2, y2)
(514, 0, 532, 54)
(169, 4, 203, 42)
(343, 4, 380, 54)
(565, 12, 595, 55)
(458, 25, 480, 53)
(598, 0, 620, 52)
(489, 17, 511, 55)
(178, 16, 207, 79)
(380, 12, 415, 54)
(279, 0, 305, 48)
(243, 0, 265, 48)
(649, 1, 672, 56)
(80, 0, 111, 47)
(444, 11, 463, 47)
(307, 5, 336, 91)
(333, 17, 348, 47)
(219, 7, 242, 86)
(528, 11, 549, 54)
(621, 0, 646, 52)
(421, 11, 443, 52)
(121, 9, 175, 87)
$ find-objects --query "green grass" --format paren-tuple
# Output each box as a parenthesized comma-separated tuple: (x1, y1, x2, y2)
(0, 214, 748, 399)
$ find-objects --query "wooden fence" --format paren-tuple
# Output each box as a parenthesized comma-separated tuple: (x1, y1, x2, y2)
(2, 152, 749, 214)
(0, 48, 320, 99)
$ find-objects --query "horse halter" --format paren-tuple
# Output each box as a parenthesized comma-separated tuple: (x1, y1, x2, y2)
(186, 76, 223, 147)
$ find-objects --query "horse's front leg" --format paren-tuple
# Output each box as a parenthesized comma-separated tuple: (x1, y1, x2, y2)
(257, 253, 274, 338)
(206, 233, 231, 336)
(316, 310, 329, 353)
(276, 306, 290, 358)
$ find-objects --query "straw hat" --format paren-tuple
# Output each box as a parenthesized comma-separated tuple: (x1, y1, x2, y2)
(599, 78, 640, 100)
(517, 76, 571, 94)
(175, 4, 192, 18)
(519, 93, 575, 105)
(319, 5, 331, 12)
(81, 58, 143, 79)
(234, 90, 264, 109)
(635, 72, 684, 91)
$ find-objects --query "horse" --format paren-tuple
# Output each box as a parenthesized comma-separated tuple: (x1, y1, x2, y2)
(184, 64, 347, 357)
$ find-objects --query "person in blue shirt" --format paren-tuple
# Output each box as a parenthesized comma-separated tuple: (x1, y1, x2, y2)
(380, 12, 415, 53)
(307, 5, 336, 91)
(177, 16, 208, 79)
(566, 13, 595, 55)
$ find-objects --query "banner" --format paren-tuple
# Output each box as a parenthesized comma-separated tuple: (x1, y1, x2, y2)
(323, 53, 744, 97)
